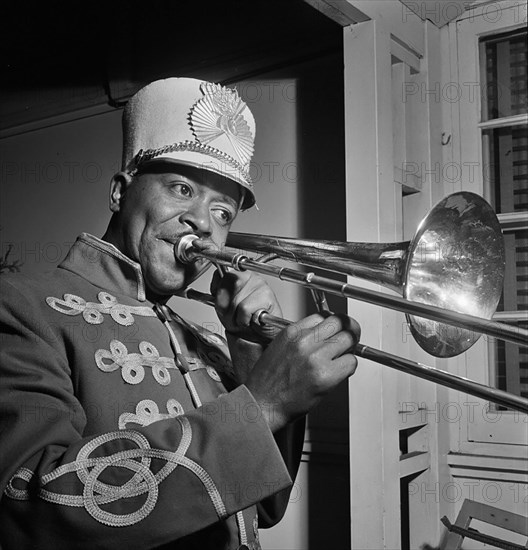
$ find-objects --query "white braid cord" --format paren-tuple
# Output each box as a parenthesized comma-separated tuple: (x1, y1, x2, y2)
(236, 511, 248, 544)
(95, 340, 178, 386)
(4, 417, 227, 527)
(46, 292, 156, 326)
(164, 321, 203, 408)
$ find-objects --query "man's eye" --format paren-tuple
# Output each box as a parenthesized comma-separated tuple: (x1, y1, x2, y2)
(172, 183, 193, 197)
(212, 208, 233, 225)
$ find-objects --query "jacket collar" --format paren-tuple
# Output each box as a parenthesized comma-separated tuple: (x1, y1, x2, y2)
(59, 233, 147, 301)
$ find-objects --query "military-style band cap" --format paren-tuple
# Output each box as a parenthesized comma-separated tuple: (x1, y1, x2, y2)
(122, 77, 256, 209)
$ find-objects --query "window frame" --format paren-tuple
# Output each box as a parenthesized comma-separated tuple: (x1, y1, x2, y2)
(453, 0, 527, 450)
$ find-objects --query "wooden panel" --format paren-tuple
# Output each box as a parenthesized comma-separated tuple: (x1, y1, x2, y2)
(344, 12, 449, 546)
(447, 453, 528, 482)
(347, 0, 425, 56)
(344, 18, 403, 548)
(400, 0, 471, 27)
(399, 451, 431, 478)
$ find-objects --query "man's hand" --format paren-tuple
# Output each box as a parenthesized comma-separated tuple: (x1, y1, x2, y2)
(211, 269, 283, 343)
(211, 269, 362, 432)
(245, 313, 361, 433)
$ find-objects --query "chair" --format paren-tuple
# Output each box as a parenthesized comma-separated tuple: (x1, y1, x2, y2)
(440, 499, 528, 550)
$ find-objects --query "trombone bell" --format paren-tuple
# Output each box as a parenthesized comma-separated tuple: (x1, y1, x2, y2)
(226, 192, 506, 358)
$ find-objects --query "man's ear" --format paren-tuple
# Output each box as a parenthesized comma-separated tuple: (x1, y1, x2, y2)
(109, 171, 133, 212)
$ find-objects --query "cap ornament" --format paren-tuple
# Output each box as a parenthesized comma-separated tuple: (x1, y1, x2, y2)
(190, 82, 254, 167)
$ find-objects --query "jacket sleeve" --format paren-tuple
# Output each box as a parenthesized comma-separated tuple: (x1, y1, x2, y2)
(256, 417, 305, 528)
(0, 278, 292, 549)
(226, 333, 306, 528)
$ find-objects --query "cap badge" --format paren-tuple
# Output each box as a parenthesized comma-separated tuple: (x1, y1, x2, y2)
(190, 83, 254, 167)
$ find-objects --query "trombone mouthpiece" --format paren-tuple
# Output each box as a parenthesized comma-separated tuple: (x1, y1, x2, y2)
(175, 234, 200, 264)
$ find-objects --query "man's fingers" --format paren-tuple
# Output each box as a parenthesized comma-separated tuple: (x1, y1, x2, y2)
(212, 271, 252, 311)
(233, 288, 276, 328)
(209, 269, 222, 296)
(212, 270, 284, 341)
(332, 353, 359, 377)
(287, 312, 327, 331)
(343, 315, 361, 345)
(316, 313, 360, 343)
(322, 331, 358, 359)
(300, 314, 361, 345)
(212, 271, 362, 354)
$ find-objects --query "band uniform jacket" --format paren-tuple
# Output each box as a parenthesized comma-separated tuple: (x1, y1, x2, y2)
(0, 233, 304, 549)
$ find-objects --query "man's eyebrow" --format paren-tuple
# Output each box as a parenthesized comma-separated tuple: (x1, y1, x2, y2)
(159, 173, 239, 209)
(215, 194, 238, 210)
(161, 173, 193, 183)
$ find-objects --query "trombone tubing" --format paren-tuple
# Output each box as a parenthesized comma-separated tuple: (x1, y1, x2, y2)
(188, 245, 528, 348)
(185, 290, 528, 413)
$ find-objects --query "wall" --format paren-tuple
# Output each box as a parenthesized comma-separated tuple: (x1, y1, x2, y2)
(0, 111, 122, 275)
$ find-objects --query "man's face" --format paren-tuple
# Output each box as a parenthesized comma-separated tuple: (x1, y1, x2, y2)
(110, 163, 241, 299)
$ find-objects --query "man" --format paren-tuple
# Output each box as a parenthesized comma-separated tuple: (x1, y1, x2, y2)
(0, 78, 360, 549)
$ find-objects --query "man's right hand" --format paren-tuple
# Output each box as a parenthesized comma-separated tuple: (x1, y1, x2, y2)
(245, 313, 361, 432)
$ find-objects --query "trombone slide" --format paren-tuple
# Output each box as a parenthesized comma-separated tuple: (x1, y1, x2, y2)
(184, 289, 528, 413)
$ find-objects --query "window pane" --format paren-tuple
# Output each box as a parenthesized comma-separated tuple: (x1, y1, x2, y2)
(493, 228, 527, 401)
(482, 30, 527, 121)
(496, 229, 528, 313)
(481, 122, 527, 400)
(494, 320, 528, 399)
(485, 125, 528, 214)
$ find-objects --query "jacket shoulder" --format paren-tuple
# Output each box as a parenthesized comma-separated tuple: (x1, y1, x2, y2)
(0, 270, 60, 303)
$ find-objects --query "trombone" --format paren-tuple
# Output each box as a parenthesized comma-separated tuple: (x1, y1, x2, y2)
(175, 192, 528, 413)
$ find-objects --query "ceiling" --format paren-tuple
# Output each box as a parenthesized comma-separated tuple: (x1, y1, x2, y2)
(1, 0, 342, 131)
(2, 0, 481, 132)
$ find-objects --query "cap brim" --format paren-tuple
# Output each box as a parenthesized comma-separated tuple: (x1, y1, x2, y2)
(138, 153, 256, 210)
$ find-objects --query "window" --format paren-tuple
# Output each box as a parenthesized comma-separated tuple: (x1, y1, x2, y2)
(455, 0, 526, 449)
(480, 29, 528, 401)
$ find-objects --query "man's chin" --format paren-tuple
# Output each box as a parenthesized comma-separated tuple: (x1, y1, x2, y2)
(143, 264, 207, 300)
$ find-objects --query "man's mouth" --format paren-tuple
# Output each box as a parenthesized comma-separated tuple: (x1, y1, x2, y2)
(157, 238, 185, 268)
(159, 232, 198, 248)
(160, 238, 177, 248)
(159, 237, 209, 270)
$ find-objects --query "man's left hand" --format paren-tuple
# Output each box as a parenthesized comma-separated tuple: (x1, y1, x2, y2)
(210, 269, 283, 343)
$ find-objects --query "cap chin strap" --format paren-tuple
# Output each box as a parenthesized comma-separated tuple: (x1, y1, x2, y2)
(133, 140, 252, 184)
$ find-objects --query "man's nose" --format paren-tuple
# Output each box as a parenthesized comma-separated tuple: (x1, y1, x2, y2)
(180, 201, 212, 236)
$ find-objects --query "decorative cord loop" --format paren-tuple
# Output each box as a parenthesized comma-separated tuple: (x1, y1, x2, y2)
(5, 420, 227, 527)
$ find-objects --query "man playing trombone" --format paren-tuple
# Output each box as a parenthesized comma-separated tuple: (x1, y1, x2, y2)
(0, 77, 361, 549)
